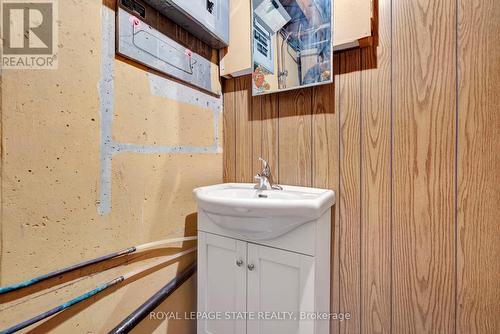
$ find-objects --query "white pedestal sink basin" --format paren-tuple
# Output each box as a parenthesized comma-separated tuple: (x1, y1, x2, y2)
(193, 183, 335, 240)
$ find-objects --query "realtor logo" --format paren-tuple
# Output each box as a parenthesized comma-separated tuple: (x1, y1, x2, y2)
(1, 0, 58, 69)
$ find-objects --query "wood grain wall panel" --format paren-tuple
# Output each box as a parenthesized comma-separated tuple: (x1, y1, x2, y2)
(278, 89, 313, 186)
(223, 0, 500, 329)
(312, 82, 337, 196)
(261, 94, 280, 181)
(360, 0, 392, 332)
(311, 80, 339, 334)
(252, 95, 263, 174)
(331, 53, 342, 334)
(222, 79, 236, 182)
(392, 0, 457, 332)
(234, 76, 254, 183)
(338, 49, 362, 334)
(457, 0, 500, 333)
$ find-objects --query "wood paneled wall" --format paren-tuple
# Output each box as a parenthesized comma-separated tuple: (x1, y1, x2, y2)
(223, 0, 500, 333)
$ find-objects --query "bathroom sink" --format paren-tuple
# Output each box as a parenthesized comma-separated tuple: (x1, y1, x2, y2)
(193, 183, 335, 240)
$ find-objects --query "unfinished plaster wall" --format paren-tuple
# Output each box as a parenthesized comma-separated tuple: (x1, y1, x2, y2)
(0, 1, 222, 332)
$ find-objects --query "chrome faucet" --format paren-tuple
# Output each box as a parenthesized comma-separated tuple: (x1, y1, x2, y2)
(254, 157, 282, 191)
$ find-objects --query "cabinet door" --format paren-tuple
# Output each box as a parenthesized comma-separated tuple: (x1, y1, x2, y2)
(219, 0, 373, 77)
(247, 244, 315, 334)
(198, 232, 247, 334)
(219, 0, 252, 77)
(333, 0, 372, 48)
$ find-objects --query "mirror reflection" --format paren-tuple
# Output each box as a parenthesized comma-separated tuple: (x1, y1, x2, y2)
(252, 0, 333, 95)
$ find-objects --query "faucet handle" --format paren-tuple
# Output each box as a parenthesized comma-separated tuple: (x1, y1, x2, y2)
(258, 157, 271, 176)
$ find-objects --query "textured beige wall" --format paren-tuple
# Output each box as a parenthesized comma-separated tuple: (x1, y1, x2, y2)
(0, 1, 222, 332)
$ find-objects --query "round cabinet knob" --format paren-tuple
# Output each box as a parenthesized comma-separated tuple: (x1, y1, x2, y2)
(236, 259, 244, 267)
(247, 264, 255, 271)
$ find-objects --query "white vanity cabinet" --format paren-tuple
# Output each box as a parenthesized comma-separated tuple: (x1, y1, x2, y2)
(195, 183, 335, 334)
(194, 183, 335, 334)
(198, 232, 318, 334)
(246, 243, 316, 334)
(197, 233, 247, 334)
